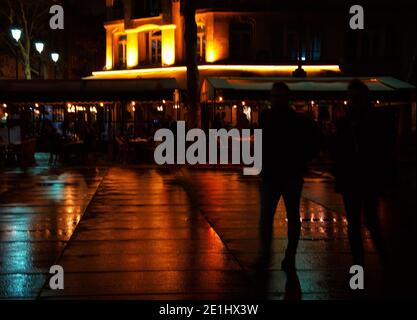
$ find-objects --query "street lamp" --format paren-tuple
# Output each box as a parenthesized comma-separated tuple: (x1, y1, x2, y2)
(51, 52, 59, 79)
(10, 26, 22, 80)
(34, 41, 44, 79)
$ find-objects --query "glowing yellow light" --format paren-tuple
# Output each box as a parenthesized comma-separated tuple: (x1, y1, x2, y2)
(162, 100, 166, 104)
(199, 65, 341, 72)
(126, 33, 139, 68)
(91, 64, 341, 78)
(125, 24, 176, 34)
(132, 106, 136, 112)
(105, 27, 114, 70)
(206, 48, 216, 63)
(219, 96, 223, 102)
(2, 104, 6, 108)
(233, 105, 237, 109)
(100, 103, 104, 107)
(67, 103, 71, 108)
(162, 28, 176, 66)
(132, 101, 136, 106)
(35, 103, 39, 108)
(344, 101, 348, 105)
(241, 101, 246, 106)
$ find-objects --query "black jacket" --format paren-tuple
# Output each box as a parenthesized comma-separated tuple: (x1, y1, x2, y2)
(332, 108, 397, 193)
(260, 107, 322, 180)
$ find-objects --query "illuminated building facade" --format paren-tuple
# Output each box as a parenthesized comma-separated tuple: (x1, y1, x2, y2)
(95, 0, 342, 79)
(87, 0, 416, 132)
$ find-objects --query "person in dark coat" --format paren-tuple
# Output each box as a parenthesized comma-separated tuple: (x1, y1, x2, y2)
(259, 82, 322, 271)
(332, 79, 397, 267)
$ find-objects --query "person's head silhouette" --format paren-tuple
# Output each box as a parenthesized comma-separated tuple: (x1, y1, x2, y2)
(271, 82, 291, 110)
(347, 79, 372, 117)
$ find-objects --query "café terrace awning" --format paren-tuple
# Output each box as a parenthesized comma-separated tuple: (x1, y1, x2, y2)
(0, 78, 179, 103)
(202, 77, 417, 102)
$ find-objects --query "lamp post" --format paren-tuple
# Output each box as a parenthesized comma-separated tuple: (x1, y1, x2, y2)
(51, 52, 59, 80)
(10, 27, 22, 80)
(35, 42, 44, 79)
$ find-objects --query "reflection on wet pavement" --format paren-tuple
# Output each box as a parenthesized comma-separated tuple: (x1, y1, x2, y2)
(0, 167, 106, 298)
(40, 168, 252, 299)
(1, 166, 414, 299)
(179, 170, 385, 299)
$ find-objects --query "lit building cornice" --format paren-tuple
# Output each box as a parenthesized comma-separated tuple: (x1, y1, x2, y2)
(125, 24, 176, 34)
(91, 65, 341, 79)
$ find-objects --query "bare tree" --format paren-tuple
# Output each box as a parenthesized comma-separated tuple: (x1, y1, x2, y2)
(0, 0, 56, 79)
(183, 0, 201, 128)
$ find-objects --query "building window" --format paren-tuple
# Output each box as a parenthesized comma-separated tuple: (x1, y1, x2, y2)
(148, 31, 161, 65)
(346, 26, 397, 62)
(197, 25, 206, 63)
(117, 34, 127, 68)
(287, 28, 321, 62)
(310, 34, 321, 61)
(229, 21, 253, 61)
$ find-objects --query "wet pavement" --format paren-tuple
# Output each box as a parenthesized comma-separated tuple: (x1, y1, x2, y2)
(0, 164, 416, 299)
(0, 166, 106, 298)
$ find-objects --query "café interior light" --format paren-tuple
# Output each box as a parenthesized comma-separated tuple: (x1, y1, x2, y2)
(2, 104, 6, 108)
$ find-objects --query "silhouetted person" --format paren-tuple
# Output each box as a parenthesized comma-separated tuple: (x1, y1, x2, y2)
(259, 82, 322, 271)
(49, 127, 61, 166)
(237, 109, 250, 130)
(332, 79, 396, 267)
(212, 112, 222, 129)
(221, 112, 227, 128)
